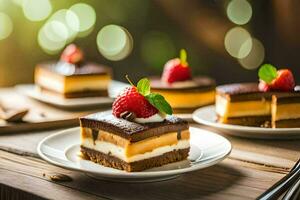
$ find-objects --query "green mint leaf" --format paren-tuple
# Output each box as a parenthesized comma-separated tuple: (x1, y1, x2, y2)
(180, 49, 188, 66)
(258, 64, 277, 83)
(146, 93, 173, 115)
(137, 78, 150, 96)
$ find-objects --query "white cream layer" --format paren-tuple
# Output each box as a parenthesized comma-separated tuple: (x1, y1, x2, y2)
(81, 138, 190, 163)
(134, 113, 165, 123)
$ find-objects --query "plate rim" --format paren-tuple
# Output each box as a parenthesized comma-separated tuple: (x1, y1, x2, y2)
(37, 127, 232, 178)
(16, 84, 113, 107)
(15, 80, 129, 108)
(192, 105, 300, 133)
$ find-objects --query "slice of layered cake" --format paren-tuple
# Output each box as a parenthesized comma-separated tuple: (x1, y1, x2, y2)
(271, 89, 300, 128)
(35, 44, 111, 98)
(79, 77, 190, 172)
(216, 83, 272, 126)
(150, 49, 215, 112)
(216, 64, 298, 128)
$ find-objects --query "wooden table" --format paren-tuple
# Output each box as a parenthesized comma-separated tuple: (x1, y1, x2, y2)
(0, 91, 299, 200)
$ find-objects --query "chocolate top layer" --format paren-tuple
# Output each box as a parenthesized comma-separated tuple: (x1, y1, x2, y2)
(216, 83, 269, 101)
(217, 83, 260, 95)
(274, 91, 300, 104)
(217, 83, 300, 102)
(37, 61, 111, 77)
(150, 76, 215, 91)
(79, 111, 189, 142)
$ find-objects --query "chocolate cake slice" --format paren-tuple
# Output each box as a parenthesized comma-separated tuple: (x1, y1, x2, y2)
(271, 91, 300, 128)
(35, 62, 111, 98)
(151, 76, 216, 112)
(35, 44, 111, 98)
(216, 83, 275, 127)
(79, 111, 190, 172)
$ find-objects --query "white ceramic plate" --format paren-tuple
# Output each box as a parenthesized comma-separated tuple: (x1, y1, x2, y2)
(37, 127, 231, 182)
(193, 105, 300, 139)
(16, 81, 129, 108)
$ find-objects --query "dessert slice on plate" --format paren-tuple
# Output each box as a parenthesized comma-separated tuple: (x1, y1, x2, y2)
(150, 49, 216, 113)
(35, 44, 112, 98)
(216, 83, 272, 126)
(271, 88, 300, 128)
(216, 64, 298, 127)
(79, 77, 190, 172)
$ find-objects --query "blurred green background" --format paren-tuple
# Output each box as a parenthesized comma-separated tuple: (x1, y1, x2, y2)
(0, 0, 299, 86)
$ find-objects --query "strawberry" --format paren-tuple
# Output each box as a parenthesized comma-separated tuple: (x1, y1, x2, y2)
(60, 44, 84, 64)
(161, 49, 191, 83)
(270, 69, 295, 91)
(112, 86, 158, 118)
(258, 64, 295, 92)
(112, 76, 173, 120)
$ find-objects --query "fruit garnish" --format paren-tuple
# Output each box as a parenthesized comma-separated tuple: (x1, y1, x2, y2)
(112, 76, 172, 119)
(60, 44, 84, 64)
(161, 49, 191, 84)
(258, 81, 270, 92)
(258, 64, 295, 92)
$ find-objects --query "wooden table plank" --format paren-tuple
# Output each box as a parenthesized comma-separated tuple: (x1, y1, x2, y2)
(0, 149, 284, 200)
(0, 89, 111, 133)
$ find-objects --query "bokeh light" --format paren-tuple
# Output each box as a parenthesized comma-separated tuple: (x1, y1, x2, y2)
(38, 22, 67, 54)
(12, 0, 23, 6)
(97, 25, 133, 61)
(239, 38, 265, 70)
(141, 31, 176, 69)
(0, 0, 8, 10)
(22, 0, 52, 21)
(44, 21, 69, 43)
(0, 12, 13, 40)
(227, 0, 252, 25)
(224, 27, 252, 58)
(69, 3, 96, 35)
(49, 9, 79, 42)
(37, 9, 81, 54)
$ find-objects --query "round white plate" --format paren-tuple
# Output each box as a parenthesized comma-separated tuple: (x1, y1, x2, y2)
(193, 105, 300, 139)
(16, 80, 129, 109)
(37, 127, 231, 182)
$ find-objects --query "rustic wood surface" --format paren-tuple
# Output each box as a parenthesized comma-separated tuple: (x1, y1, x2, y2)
(0, 89, 299, 200)
(0, 89, 94, 133)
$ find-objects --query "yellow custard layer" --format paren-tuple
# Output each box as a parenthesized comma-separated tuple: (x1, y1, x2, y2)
(272, 103, 300, 121)
(216, 94, 271, 118)
(152, 89, 215, 109)
(35, 67, 111, 93)
(81, 127, 190, 158)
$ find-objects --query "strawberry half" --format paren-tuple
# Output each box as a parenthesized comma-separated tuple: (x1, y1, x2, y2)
(161, 49, 191, 84)
(60, 44, 84, 64)
(258, 64, 296, 92)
